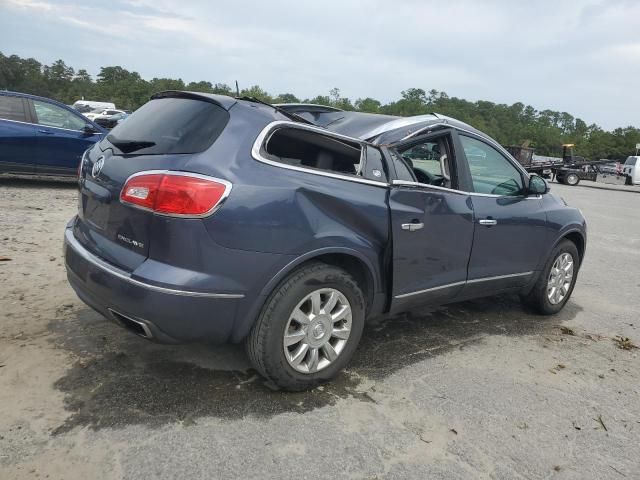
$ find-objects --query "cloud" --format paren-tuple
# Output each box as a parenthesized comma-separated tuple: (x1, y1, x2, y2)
(0, 0, 638, 129)
(4, 0, 53, 10)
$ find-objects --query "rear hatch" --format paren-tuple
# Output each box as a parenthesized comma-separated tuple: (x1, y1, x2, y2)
(73, 93, 231, 272)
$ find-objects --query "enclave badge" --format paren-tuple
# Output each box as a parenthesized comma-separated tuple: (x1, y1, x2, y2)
(92, 156, 105, 178)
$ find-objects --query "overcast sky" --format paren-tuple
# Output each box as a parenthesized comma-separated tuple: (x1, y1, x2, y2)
(1, 0, 639, 129)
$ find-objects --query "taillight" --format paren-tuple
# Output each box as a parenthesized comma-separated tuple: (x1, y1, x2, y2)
(78, 149, 88, 178)
(120, 171, 231, 217)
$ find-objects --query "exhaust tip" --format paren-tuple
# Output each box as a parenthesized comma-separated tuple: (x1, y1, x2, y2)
(109, 309, 153, 339)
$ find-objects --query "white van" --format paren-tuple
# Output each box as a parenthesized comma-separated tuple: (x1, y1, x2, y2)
(73, 100, 116, 113)
(623, 156, 640, 185)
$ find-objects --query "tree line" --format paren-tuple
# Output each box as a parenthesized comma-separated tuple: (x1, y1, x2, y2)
(1, 52, 638, 160)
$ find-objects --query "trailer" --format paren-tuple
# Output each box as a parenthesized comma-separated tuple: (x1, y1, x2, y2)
(505, 144, 627, 186)
(504, 145, 559, 179)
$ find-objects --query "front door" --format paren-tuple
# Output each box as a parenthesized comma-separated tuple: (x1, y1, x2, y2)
(387, 131, 475, 312)
(29, 99, 100, 174)
(458, 134, 547, 296)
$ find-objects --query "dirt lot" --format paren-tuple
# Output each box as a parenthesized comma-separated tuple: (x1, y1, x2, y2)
(1, 178, 638, 479)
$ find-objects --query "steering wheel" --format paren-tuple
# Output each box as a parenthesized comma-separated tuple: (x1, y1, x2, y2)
(431, 175, 445, 187)
(413, 168, 435, 185)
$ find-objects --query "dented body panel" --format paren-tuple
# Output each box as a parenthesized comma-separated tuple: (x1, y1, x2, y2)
(64, 92, 587, 345)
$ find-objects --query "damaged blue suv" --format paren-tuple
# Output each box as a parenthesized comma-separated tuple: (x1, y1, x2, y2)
(64, 91, 586, 390)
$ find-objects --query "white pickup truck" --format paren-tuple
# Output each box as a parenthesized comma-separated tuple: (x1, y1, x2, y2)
(623, 156, 639, 185)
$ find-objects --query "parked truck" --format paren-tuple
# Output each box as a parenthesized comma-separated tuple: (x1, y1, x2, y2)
(506, 143, 626, 186)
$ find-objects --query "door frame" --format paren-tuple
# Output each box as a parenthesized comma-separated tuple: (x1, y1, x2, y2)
(455, 130, 532, 198)
(385, 127, 474, 192)
(384, 129, 478, 312)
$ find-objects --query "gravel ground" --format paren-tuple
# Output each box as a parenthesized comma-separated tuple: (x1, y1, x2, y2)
(0, 177, 638, 479)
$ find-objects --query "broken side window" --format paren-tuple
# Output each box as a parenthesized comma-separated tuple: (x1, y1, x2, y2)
(264, 127, 363, 177)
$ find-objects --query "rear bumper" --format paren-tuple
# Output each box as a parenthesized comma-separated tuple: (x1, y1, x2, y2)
(64, 227, 244, 343)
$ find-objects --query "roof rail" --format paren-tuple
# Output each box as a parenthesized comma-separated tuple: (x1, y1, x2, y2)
(274, 103, 343, 114)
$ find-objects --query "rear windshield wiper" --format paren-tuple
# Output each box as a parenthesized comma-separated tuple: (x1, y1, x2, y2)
(106, 135, 156, 153)
(237, 96, 315, 125)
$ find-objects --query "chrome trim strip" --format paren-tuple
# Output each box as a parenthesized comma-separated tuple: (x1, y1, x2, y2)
(252, 121, 538, 196)
(399, 121, 450, 141)
(251, 121, 390, 188)
(466, 271, 534, 284)
(391, 180, 541, 199)
(391, 179, 468, 195)
(394, 271, 534, 299)
(0, 117, 100, 134)
(395, 280, 466, 299)
(65, 228, 244, 298)
(119, 170, 233, 218)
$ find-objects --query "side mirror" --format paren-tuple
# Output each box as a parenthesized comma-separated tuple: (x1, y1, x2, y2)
(528, 174, 549, 195)
(83, 124, 99, 135)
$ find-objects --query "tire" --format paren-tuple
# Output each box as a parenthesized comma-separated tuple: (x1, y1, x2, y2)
(566, 173, 580, 186)
(556, 176, 566, 185)
(246, 262, 365, 391)
(521, 239, 580, 315)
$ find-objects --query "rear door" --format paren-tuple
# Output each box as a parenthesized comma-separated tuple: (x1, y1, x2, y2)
(0, 95, 36, 174)
(29, 99, 101, 174)
(457, 134, 547, 295)
(387, 130, 475, 312)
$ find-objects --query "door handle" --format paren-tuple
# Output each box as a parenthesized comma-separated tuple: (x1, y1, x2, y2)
(478, 219, 498, 226)
(38, 129, 54, 134)
(401, 222, 424, 231)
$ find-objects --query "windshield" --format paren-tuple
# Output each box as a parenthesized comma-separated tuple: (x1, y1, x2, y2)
(102, 97, 229, 155)
(624, 157, 638, 166)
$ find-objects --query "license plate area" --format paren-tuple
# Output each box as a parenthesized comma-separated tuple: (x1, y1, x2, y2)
(66, 245, 89, 281)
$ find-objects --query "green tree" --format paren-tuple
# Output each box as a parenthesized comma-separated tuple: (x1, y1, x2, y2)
(240, 85, 272, 102)
(355, 97, 381, 113)
(1, 51, 637, 160)
(274, 93, 300, 103)
(186, 81, 214, 92)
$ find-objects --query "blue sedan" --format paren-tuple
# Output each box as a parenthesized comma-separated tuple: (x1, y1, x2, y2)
(0, 91, 106, 176)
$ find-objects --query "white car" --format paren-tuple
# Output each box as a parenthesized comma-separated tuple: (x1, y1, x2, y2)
(84, 108, 126, 121)
(73, 100, 116, 113)
(623, 156, 640, 185)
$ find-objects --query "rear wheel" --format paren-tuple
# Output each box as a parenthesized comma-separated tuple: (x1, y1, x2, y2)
(521, 239, 579, 315)
(246, 262, 365, 391)
(566, 173, 580, 186)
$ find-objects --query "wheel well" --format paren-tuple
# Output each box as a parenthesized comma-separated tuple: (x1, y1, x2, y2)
(302, 253, 375, 310)
(563, 232, 585, 265)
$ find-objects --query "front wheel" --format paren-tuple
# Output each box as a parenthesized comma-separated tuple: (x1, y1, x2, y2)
(521, 239, 579, 315)
(246, 262, 365, 391)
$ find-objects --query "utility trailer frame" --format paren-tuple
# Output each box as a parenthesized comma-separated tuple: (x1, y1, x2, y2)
(505, 144, 628, 186)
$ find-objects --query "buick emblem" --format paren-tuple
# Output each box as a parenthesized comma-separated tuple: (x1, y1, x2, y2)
(92, 156, 105, 178)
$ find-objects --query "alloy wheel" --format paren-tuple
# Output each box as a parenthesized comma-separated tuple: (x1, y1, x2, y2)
(547, 252, 574, 305)
(283, 288, 352, 373)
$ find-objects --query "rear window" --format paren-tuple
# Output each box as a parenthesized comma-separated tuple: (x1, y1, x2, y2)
(0, 96, 27, 122)
(102, 97, 229, 155)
